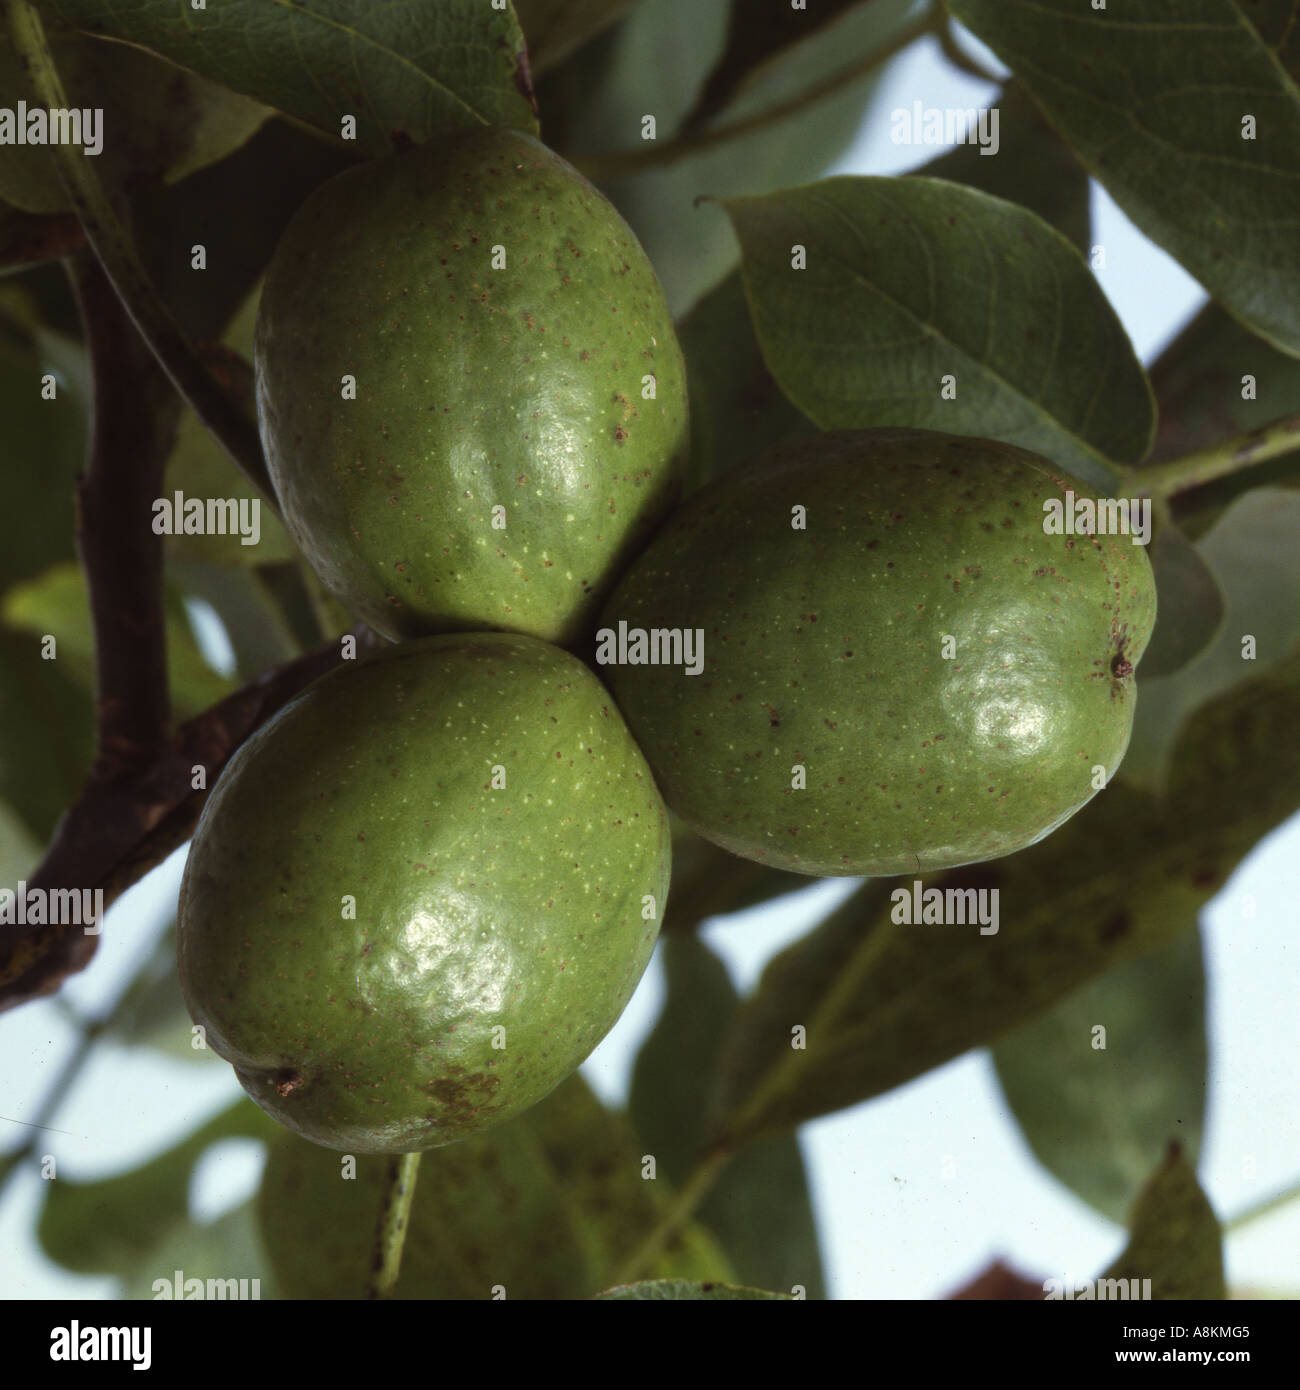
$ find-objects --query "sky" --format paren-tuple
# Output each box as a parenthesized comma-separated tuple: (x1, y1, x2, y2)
(2, 17, 1298, 1301)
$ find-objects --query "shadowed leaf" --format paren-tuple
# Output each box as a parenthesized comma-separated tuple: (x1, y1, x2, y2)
(0, 30, 269, 213)
(515, 0, 640, 76)
(724, 177, 1154, 486)
(547, 0, 915, 315)
(677, 270, 815, 491)
(947, 0, 1300, 357)
(1138, 524, 1227, 679)
(1122, 488, 1300, 788)
(681, 0, 871, 133)
(916, 80, 1091, 254)
(32, 0, 537, 154)
(631, 933, 825, 1297)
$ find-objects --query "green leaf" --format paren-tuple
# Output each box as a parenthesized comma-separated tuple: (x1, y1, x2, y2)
(0, 796, 42, 883)
(0, 310, 88, 595)
(916, 81, 1091, 254)
(547, 0, 916, 315)
(1122, 488, 1300, 788)
(37, 1098, 278, 1276)
(120, 1200, 277, 1301)
(515, 0, 639, 76)
(34, 0, 538, 155)
(596, 1278, 793, 1300)
(0, 30, 269, 214)
(630, 934, 825, 1297)
(705, 645, 1300, 1148)
(724, 176, 1155, 486)
(946, 0, 1300, 358)
(680, 0, 869, 133)
(1138, 524, 1227, 680)
(677, 270, 816, 491)
(1101, 1145, 1226, 1300)
(0, 629, 92, 845)
(1149, 303, 1300, 541)
(158, 284, 294, 565)
(258, 1075, 733, 1300)
(993, 928, 1207, 1225)
(3, 563, 234, 719)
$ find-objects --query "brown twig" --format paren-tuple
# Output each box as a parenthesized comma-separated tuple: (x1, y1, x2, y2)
(0, 632, 367, 1011)
(0, 253, 181, 1006)
(0, 209, 85, 271)
(67, 254, 176, 776)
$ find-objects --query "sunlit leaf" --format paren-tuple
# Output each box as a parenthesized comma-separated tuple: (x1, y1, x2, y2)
(3, 563, 234, 719)
(1101, 1145, 1226, 1300)
(993, 928, 1207, 1225)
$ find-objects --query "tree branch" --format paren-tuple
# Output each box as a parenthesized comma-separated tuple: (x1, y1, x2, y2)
(67, 253, 176, 776)
(0, 632, 375, 1012)
(1125, 411, 1300, 501)
(0, 207, 84, 271)
(0, 250, 181, 1009)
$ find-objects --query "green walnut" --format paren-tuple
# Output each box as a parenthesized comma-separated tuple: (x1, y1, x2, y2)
(596, 429, 1156, 876)
(254, 126, 687, 645)
(177, 633, 670, 1152)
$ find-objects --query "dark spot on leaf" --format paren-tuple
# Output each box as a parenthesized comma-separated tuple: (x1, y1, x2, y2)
(1100, 912, 1130, 943)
